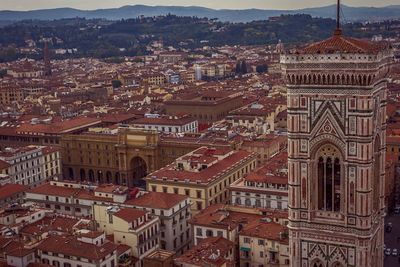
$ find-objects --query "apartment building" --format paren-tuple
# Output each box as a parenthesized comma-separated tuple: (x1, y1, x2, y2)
(239, 220, 290, 267)
(125, 191, 191, 254)
(26, 181, 192, 255)
(175, 236, 235, 267)
(37, 233, 118, 267)
(94, 206, 159, 267)
(132, 115, 198, 134)
(0, 145, 61, 187)
(229, 151, 288, 210)
(146, 147, 257, 214)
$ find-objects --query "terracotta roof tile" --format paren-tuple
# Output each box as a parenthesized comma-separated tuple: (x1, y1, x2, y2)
(299, 32, 388, 54)
(149, 149, 256, 184)
(113, 208, 147, 223)
(241, 220, 288, 243)
(175, 236, 234, 266)
(125, 191, 187, 210)
(37, 235, 117, 261)
(0, 184, 26, 200)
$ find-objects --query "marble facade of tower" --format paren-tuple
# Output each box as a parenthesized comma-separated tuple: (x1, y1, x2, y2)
(281, 28, 393, 266)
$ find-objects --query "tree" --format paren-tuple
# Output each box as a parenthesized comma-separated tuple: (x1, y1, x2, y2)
(235, 61, 242, 74)
(256, 64, 268, 74)
(240, 60, 247, 74)
(112, 80, 122, 88)
(0, 69, 6, 78)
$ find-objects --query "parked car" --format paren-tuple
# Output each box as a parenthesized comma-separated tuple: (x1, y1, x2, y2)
(385, 248, 392, 256)
(393, 248, 398, 256)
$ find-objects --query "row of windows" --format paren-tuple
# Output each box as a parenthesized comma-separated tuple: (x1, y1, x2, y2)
(235, 198, 284, 209)
(41, 257, 115, 267)
(196, 227, 224, 238)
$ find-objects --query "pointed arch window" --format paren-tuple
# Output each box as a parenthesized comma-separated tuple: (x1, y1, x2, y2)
(316, 145, 342, 212)
(312, 260, 323, 267)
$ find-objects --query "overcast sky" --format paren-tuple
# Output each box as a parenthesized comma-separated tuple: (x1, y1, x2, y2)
(1, 0, 399, 11)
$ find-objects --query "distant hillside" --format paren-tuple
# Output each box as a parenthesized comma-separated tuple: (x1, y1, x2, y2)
(0, 4, 399, 23)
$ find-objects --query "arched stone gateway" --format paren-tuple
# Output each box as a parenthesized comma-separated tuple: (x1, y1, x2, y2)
(129, 156, 148, 188)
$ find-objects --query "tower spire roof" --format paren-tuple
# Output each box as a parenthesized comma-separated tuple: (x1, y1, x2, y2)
(334, 0, 342, 35)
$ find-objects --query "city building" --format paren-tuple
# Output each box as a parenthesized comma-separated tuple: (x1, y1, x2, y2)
(228, 99, 286, 133)
(0, 117, 102, 149)
(143, 249, 175, 267)
(0, 183, 26, 208)
(0, 85, 24, 105)
(164, 91, 243, 124)
(132, 115, 198, 134)
(240, 135, 286, 165)
(280, 18, 393, 266)
(189, 204, 263, 246)
(37, 234, 118, 267)
(25, 181, 128, 217)
(229, 150, 288, 210)
(93, 206, 159, 267)
(146, 147, 257, 214)
(125, 191, 191, 254)
(0, 145, 61, 187)
(0, 160, 10, 185)
(61, 127, 234, 186)
(174, 236, 235, 267)
(27, 180, 192, 256)
(239, 220, 290, 267)
(61, 128, 160, 187)
(41, 146, 62, 181)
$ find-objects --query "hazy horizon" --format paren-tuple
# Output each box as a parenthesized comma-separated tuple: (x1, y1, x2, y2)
(1, 0, 400, 11)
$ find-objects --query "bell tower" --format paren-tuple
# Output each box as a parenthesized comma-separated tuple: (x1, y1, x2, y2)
(281, 1, 393, 266)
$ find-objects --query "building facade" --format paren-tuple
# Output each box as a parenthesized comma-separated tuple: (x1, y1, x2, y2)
(281, 28, 393, 267)
(0, 85, 24, 105)
(229, 150, 288, 210)
(0, 146, 61, 187)
(239, 220, 290, 267)
(37, 234, 118, 267)
(164, 91, 243, 124)
(125, 191, 192, 254)
(146, 147, 257, 214)
(94, 206, 159, 267)
(132, 116, 198, 134)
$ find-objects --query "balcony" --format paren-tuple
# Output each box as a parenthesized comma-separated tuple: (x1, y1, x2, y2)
(240, 247, 251, 260)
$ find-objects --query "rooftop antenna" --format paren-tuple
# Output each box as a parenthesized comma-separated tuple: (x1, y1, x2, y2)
(335, 0, 342, 35)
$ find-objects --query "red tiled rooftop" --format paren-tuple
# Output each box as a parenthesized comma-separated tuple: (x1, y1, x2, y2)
(189, 204, 263, 230)
(133, 116, 196, 126)
(241, 220, 288, 243)
(113, 208, 147, 223)
(175, 236, 234, 267)
(0, 160, 10, 170)
(0, 184, 26, 200)
(149, 149, 256, 184)
(299, 31, 388, 54)
(27, 183, 77, 198)
(125, 191, 187, 210)
(37, 235, 117, 261)
(26, 183, 115, 203)
(41, 146, 61, 155)
(20, 216, 79, 236)
(15, 117, 102, 135)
